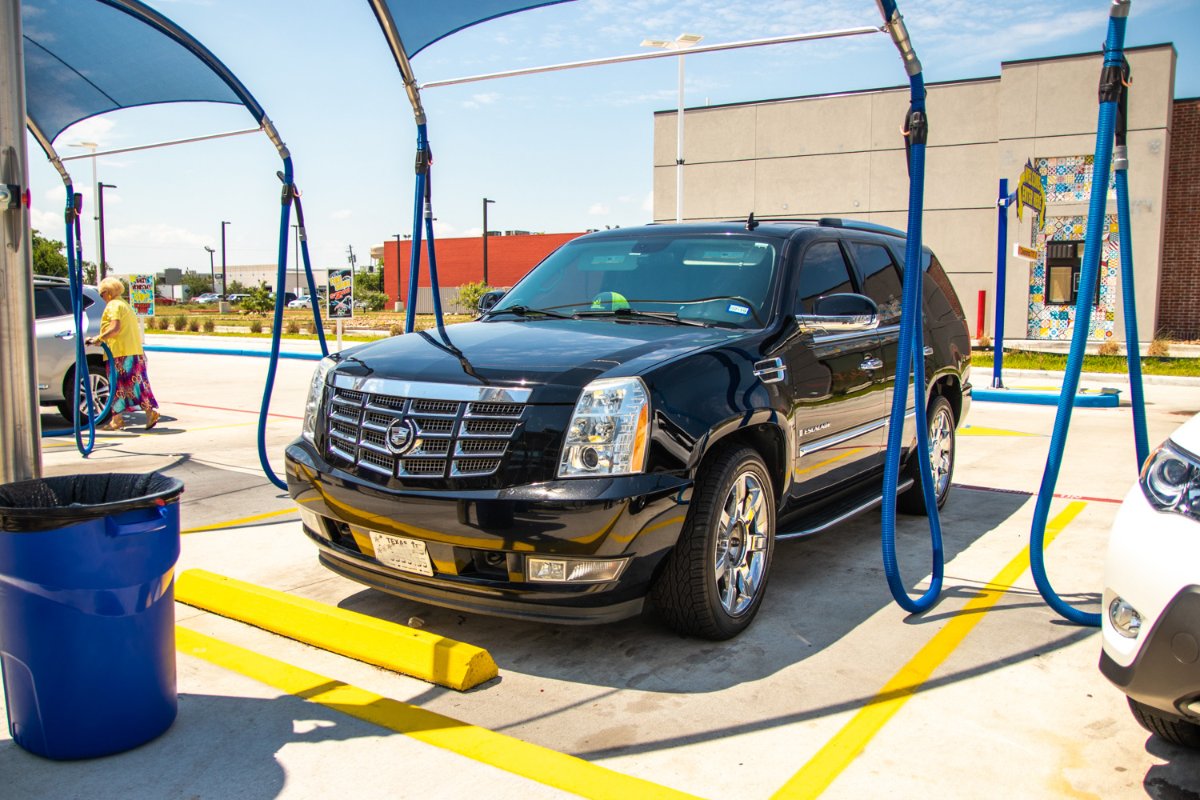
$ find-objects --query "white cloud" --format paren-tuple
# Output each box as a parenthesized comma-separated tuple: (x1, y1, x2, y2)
(461, 92, 502, 109)
(432, 220, 459, 237)
(331, 209, 353, 220)
(588, 202, 611, 215)
(58, 117, 117, 149)
(29, 209, 62, 236)
(108, 223, 207, 249)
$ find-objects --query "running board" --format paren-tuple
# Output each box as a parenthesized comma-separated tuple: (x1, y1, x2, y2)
(777, 478, 915, 540)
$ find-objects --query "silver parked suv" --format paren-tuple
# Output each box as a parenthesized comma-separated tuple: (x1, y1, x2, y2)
(33, 275, 110, 422)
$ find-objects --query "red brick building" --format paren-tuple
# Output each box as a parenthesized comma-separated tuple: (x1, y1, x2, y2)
(382, 232, 584, 307)
(1159, 98, 1200, 341)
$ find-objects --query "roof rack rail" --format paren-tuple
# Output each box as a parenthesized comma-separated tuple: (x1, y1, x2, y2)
(817, 218, 906, 238)
(33, 274, 70, 284)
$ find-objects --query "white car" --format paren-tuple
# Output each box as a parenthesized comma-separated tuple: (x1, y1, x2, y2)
(1101, 412, 1200, 749)
(288, 296, 311, 309)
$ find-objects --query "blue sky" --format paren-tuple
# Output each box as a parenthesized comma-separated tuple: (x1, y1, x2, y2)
(24, 0, 1200, 277)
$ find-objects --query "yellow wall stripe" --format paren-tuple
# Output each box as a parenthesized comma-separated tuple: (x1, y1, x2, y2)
(182, 508, 296, 534)
(772, 500, 1088, 799)
(176, 627, 698, 800)
(176, 569, 497, 691)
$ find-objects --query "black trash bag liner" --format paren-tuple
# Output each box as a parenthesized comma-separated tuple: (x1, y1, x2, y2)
(0, 472, 184, 532)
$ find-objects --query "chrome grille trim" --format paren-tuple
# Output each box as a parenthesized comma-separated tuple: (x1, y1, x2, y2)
(323, 381, 528, 479)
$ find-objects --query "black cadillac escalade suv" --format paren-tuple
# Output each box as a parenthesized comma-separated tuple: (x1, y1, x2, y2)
(285, 219, 971, 639)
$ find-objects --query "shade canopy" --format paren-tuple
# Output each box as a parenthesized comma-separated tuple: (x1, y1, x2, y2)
(22, 0, 263, 144)
(378, 0, 574, 58)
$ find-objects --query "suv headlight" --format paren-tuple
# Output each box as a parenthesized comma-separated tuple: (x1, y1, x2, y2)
(1140, 441, 1200, 520)
(558, 377, 650, 478)
(301, 356, 338, 443)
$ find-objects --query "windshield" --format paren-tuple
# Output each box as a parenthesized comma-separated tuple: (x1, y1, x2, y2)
(492, 234, 779, 328)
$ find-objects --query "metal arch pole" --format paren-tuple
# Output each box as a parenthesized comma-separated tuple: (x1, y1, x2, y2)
(59, 127, 263, 161)
(420, 26, 882, 89)
(993, 178, 1008, 388)
(675, 53, 685, 223)
(0, 0, 42, 482)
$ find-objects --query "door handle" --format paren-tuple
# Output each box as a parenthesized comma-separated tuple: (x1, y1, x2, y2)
(860, 357, 884, 371)
(923, 346, 934, 357)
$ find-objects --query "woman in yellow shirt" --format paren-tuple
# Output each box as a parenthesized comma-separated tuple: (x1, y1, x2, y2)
(85, 277, 161, 431)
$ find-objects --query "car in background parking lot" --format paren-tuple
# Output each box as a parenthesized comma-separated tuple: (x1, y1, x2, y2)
(225, 293, 250, 305)
(1101, 412, 1200, 749)
(32, 275, 109, 422)
(195, 292, 221, 304)
(289, 295, 312, 309)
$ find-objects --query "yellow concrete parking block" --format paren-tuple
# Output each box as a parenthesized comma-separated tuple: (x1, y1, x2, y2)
(958, 425, 1041, 437)
(176, 568, 498, 691)
(176, 627, 698, 800)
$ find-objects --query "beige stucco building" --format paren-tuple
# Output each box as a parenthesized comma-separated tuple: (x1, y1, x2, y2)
(653, 44, 1183, 344)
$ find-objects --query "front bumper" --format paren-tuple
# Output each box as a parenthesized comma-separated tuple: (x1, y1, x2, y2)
(285, 440, 692, 624)
(1100, 586, 1200, 722)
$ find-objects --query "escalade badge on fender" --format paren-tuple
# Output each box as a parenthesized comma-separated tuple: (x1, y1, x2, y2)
(386, 419, 418, 455)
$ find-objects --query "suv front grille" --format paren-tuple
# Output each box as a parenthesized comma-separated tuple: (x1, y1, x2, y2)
(323, 385, 527, 480)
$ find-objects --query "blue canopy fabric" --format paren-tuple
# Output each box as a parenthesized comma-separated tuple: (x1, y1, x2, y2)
(379, 0, 574, 58)
(23, 0, 263, 144)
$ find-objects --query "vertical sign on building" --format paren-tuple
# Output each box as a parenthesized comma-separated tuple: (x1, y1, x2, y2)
(1012, 159, 1046, 262)
(127, 274, 156, 317)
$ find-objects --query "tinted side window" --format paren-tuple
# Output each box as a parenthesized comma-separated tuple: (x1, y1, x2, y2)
(34, 286, 67, 319)
(849, 242, 903, 325)
(795, 241, 854, 314)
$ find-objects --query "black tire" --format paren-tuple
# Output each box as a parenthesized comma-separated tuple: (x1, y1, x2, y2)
(1128, 698, 1200, 749)
(652, 446, 775, 640)
(898, 395, 955, 515)
(57, 360, 113, 425)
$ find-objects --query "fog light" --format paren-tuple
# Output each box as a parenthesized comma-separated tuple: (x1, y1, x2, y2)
(527, 557, 628, 583)
(1109, 597, 1142, 639)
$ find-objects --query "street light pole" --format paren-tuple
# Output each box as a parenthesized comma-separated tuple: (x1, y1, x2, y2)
(97, 182, 116, 279)
(482, 197, 495, 285)
(641, 34, 703, 222)
(292, 223, 299, 295)
(393, 233, 402, 310)
(205, 246, 216, 293)
(220, 220, 230, 295)
(69, 141, 100, 257)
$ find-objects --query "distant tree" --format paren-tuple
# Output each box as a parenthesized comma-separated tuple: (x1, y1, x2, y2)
(357, 270, 384, 294)
(240, 282, 275, 313)
(454, 281, 493, 313)
(226, 280, 248, 295)
(180, 271, 214, 299)
(32, 230, 68, 278)
(357, 290, 388, 312)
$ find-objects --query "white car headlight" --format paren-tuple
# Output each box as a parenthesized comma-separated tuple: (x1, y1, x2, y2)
(302, 356, 338, 443)
(1140, 441, 1200, 521)
(558, 377, 650, 478)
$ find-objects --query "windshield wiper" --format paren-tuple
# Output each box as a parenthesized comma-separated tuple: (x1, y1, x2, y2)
(485, 305, 576, 320)
(576, 308, 710, 327)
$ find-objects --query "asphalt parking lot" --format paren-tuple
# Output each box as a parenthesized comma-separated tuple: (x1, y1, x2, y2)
(3, 335, 1199, 799)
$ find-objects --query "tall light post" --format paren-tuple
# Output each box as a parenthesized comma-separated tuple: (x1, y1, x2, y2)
(96, 182, 116, 279)
(204, 246, 216, 293)
(220, 220, 230, 295)
(641, 33, 703, 222)
(482, 197, 496, 285)
(69, 140, 100, 256)
(393, 233, 403, 310)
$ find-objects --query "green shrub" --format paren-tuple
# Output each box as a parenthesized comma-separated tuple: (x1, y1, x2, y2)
(173, 314, 188, 331)
(285, 320, 300, 335)
(240, 282, 276, 314)
(389, 323, 404, 337)
(454, 281, 492, 314)
(358, 290, 388, 312)
(249, 320, 263, 334)
(202, 318, 215, 332)
(187, 318, 200, 332)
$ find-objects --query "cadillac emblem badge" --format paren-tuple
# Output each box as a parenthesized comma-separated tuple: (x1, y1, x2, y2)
(385, 419, 418, 455)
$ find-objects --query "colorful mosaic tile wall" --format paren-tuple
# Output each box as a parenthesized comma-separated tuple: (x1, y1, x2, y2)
(1026, 214, 1119, 340)
(1035, 155, 1116, 203)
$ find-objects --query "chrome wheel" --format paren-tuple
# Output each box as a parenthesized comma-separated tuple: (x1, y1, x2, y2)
(927, 402, 955, 501)
(714, 471, 769, 616)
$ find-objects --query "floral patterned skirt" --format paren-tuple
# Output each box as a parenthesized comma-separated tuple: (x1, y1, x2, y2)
(110, 355, 159, 414)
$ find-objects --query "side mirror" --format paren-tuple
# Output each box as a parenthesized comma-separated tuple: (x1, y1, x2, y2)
(796, 293, 880, 335)
(477, 290, 505, 314)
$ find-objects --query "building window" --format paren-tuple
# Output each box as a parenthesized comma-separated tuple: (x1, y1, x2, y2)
(1045, 241, 1101, 307)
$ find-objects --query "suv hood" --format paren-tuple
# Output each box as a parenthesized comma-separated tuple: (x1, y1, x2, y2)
(334, 319, 748, 404)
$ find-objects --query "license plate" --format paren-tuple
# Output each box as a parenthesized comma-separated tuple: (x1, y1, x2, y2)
(368, 532, 434, 577)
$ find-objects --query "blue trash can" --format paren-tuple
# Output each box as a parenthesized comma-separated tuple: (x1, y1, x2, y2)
(0, 472, 183, 760)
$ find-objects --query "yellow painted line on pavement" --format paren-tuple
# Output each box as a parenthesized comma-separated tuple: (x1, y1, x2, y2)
(958, 425, 1040, 437)
(176, 627, 697, 800)
(181, 507, 296, 534)
(177, 569, 497, 691)
(772, 501, 1088, 800)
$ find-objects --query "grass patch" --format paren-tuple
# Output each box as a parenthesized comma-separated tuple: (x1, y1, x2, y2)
(972, 349, 1200, 377)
